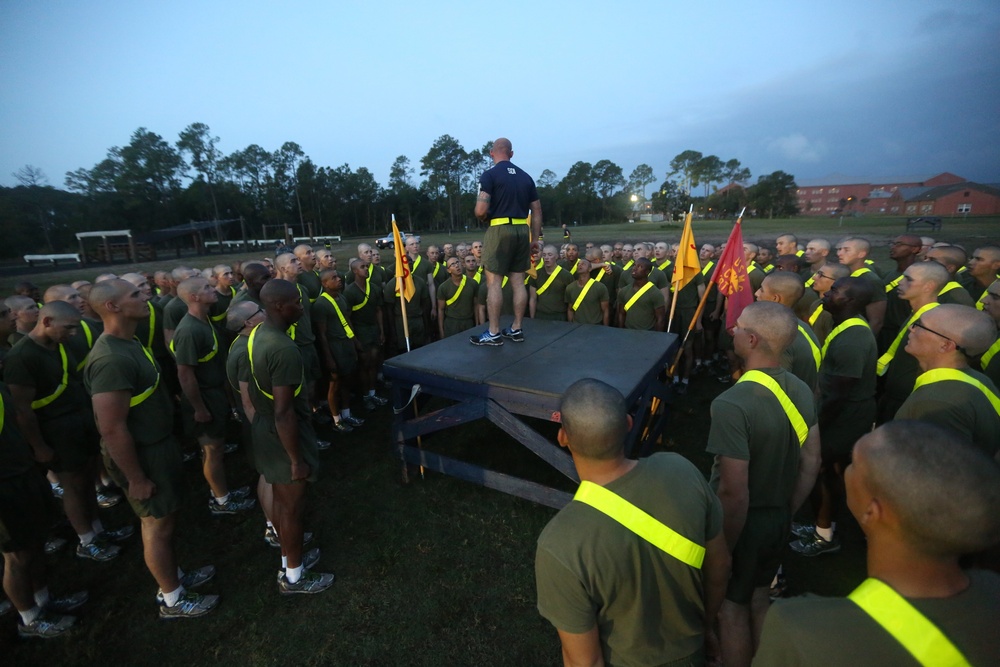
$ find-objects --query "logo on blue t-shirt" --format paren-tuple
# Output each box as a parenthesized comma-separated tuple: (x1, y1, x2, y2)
(507, 168, 516, 175)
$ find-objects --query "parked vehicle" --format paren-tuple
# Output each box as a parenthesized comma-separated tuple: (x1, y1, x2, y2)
(375, 231, 418, 249)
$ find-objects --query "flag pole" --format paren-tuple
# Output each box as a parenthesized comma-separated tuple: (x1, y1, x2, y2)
(666, 204, 694, 332)
(392, 214, 412, 353)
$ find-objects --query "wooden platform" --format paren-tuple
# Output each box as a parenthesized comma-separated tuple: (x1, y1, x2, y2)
(383, 318, 677, 509)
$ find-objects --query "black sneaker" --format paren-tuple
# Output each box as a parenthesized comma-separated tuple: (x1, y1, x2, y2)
(264, 527, 314, 548)
(790, 531, 841, 557)
(209, 496, 256, 516)
(501, 327, 524, 342)
(157, 591, 220, 619)
(317, 439, 331, 451)
(95, 489, 122, 509)
(342, 415, 364, 428)
(17, 611, 76, 638)
(99, 525, 135, 543)
(470, 330, 503, 346)
(75, 540, 121, 562)
(180, 565, 216, 589)
(331, 421, 353, 434)
(46, 591, 89, 614)
(278, 570, 335, 595)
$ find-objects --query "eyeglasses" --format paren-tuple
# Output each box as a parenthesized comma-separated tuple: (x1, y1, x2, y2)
(911, 318, 964, 352)
(813, 272, 832, 281)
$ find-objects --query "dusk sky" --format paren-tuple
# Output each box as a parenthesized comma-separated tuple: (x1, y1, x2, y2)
(2, 1, 998, 192)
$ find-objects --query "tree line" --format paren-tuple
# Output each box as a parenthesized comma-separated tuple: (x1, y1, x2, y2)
(0, 123, 799, 258)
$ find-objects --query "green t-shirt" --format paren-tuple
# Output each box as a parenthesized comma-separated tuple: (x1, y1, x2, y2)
(564, 279, 609, 325)
(312, 293, 354, 342)
(819, 322, 877, 404)
(781, 324, 821, 393)
(64, 317, 103, 372)
(171, 314, 226, 389)
(707, 368, 817, 508)
(247, 323, 310, 423)
(84, 334, 174, 448)
(0, 382, 37, 478)
(297, 270, 322, 302)
(536, 453, 723, 667)
(135, 301, 168, 359)
(163, 296, 190, 330)
(590, 265, 621, 309)
(437, 277, 478, 322)
(754, 570, 1000, 667)
(894, 368, 1000, 457)
(619, 266, 668, 290)
(851, 268, 887, 303)
(287, 283, 316, 346)
(4, 336, 88, 422)
(344, 278, 381, 327)
(670, 270, 706, 311)
(209, 285, 237, 329)
(618, 282, 665, 330)
(225, 335, 250, 395)
(529, 265, 574, 319)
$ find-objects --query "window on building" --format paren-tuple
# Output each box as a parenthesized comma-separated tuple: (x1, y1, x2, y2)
(921, 204, 933, 213)
(906, 205, 917, 214)
(958, 203, 972, 213)
(829, 187, 839, 194)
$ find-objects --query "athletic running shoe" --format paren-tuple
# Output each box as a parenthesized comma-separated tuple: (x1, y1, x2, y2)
(790, 531, 841, 557)
(501, 327, 524, 342)
(17, 611, 76, 638)
(96, 489, 122, 509)
(263, 527, 314, 548)
(790, 522, 815, 539)
(181, 450, 198, 463)
(209, 496, 256, 516)
(363, 394, 388, 410)
(51, 484, 64, 500)
(75, 540, 121, 562)
(369, 394, 388, 406)
(317, 439, 331, 451)
(180, 565, 216, 589)
(342, 415, 365, 428)
(44, 537, 67, 555)
(223, 442, 239, 455)
(278, 570, 335, 595)
(470, 330, 503, 346)
(46, 591, 89, 614)
(331, 421, 353, 434)
(768, 574, 788, 602)
(99, 525, 135, 543)
(157, 591, 219, 619)
(227, 485, 252, 501)
(0, 598, 13, 617)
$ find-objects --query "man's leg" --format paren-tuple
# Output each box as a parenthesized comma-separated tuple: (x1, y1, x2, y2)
(140, 513, 180, 593)
(510, 271, 526, 330)
(200, 438, 229, 500)
(719, 599, 753, 667)
(750, 586, 771, 650)
(3, 550, 37, 616)
(485, 270, 503, 334)
(57, 470, 98, 541)
(272, 482, 308, 569)
(257, 476, 274, 525)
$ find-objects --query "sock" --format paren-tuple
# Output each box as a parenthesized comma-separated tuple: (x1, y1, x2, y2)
(50, 482, 60, 491)
(91, 519, 104, 535)
(266, 520, 274, 530)
(333, 415, 342, 424)
(20, 606, 41, 626)
(215, 493, 230, 506)
(286, 564, 303, 584)
(79, 531, 96, 547)
(342, 409, 352, 418)
(100, 473, 113, 487)
(815, 525, 835, 541)
(281, 555, 288, 570)
(34, 587, 50, 608)
(673, 376, 680, 384)
(367, 389, 375, 397)
(162, 586, 184, 607)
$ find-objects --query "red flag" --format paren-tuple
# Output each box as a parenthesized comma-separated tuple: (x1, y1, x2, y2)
(713, 215, 753, 330)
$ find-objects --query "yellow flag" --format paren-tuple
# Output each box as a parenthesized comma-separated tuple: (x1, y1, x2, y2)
(526, 211, 539, 279)
(672, 208, 701, 293)
(392, 215, 415, 302)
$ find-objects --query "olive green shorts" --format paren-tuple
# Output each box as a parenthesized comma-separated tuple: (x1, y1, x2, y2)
(328, 338, 358, 376)
(726, 507, 789, 604)
(483, 224, 531, 275)
(0, 469, 56, 552)
(41, 410, 100, 473)
(298, 343, 322, 382)
(250, 416, 320, 485)
(355, 323, 381, 351)
(182, 386, 230, 442)
(104, 437, 186, 519)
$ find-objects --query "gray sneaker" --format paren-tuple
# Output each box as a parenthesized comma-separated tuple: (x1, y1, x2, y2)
(263, 527, 314, 548)
(46, 591, 89, 614)
(180, 565, 216, 589)
(227, 485, 252, 501)
(790, 522, 815, 539)
(96, 489, 122, 509)
(44, 537, 67, 555)
(1, 598, 14, 617)
(157, 591, 220, 619)
(278, 570, 335, 595)
(209, 495, 256, 515)
(18, 611, 76, 638)
(75, 540, 121, 562)
(790, 531, 841, 557)
(99, 525, 135, 543)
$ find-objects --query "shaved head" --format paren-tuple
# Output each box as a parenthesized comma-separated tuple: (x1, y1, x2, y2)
(923, 304, 996, 356)
(177, 277, 209, 304)
(89, 279, 134, 315)
(260, 278, 300, 309)
(760, 272, 805, 306)
(43, 284, 81, 304)
(492, 137, 512, 158)
(39, 300, 81, 322)
(739, 301, 798, 356)
(559, 379, 628, 460)
(926, 246, 967, 274)
(226, 300, 263, 333)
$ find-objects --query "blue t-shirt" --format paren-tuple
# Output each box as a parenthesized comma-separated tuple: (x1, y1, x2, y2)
(479, 160, 539, 219)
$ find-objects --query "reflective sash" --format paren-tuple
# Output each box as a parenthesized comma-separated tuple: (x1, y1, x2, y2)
(737, 370, 808, 445)
(286, 285, 309, 340)
(247, 324, 303, 400)
(621, 259, 634, 272)
(431, 262, 440, 280)
(808, 303, 824, 327)
(567, 259, 580, 274)
(412, 256, 422, 274)
(877, 302, 939, 375)
(31, 344, 69, 410)
(796, 249, 805, 257)
(76, 320, 95, 371)
(848, 578, 970, 667)
(821, 317, 869, 359)
(624, 281, 655, 312)
(210, 286, 237, 322)
(851, 267, 872, 278)
(574, 481, 705, 569)
(535, 265, 565, 296)
(657, 259, 672, 271)
(938, 281, 962, 296)
(474, 266, 483, 284)
(885, 274, 904, 293)
(982, 337, 1000, 372)
(144, 303, 156, 349)
(913, 368, 1000, 417)
(572, 279, 596, 311)
(445, 276, 467, 307)
(169, 321, 219, 362)
(130, 344, 161, 407)
(798, 325, 821, 372)
(351, 278, 371, 312)
(489, 217, 528, 226)
(321, 293, 355, 339)
(804, 275, 815, 288)
(701, 260, 715, 278)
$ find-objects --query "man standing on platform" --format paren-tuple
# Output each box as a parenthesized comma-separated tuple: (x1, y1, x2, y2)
(471, 137, 542, 346)
(529, 245, 574, 322)
(536, 379, 730, 667)
(617, 259, 665, 331)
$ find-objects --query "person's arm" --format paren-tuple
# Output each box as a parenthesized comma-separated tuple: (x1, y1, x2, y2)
(437, 298, 447, 339)
(427, 275, 437, 320)
(694, 284, 706, 331)
(476, 302, 486, 326)
(566, 303, 575, 322)
(556, 626, 604, 667)
(617, 303, 625, 328)
(716, 456, 750, 551)
(8, 384, 53, 464)
(529, 285, 538, 319)
(654, 305, 666, 332)
(789, 425, 821, 514)
(177, 364, 210, 422)
(238, 381, 255, 423)
(92, 391, 156, 500)
(865, 300, 886, 336)
(701, 532, 731, 665)
(475, 190, 491, 223)
(600, 299, 609, 326)
(818, 375, 859, 430)
(272, 384, 308, 481)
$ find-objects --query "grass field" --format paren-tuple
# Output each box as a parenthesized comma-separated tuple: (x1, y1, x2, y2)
(2, 214, 996, 663)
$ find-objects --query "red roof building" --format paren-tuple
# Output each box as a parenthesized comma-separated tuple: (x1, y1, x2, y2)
(794, 172, 978, 216)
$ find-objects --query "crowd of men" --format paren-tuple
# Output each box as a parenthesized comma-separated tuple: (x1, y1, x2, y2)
(2, 135, 999, 664)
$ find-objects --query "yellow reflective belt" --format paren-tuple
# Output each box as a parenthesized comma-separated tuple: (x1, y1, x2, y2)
(321, 293, 355, 339)
(535, 265, 564, 296)
(169, 322, 219, 362)
(848, 578, 970, 667)
(572, 279, 596, 311)
(982, 337, 1000, 372)
(938, 281, 962, 296)
(821, 317, 869, 359)
(798, 324, 821, 371)
(247, 324, 303, 400)
(286, 285, 309, 339)
(804, 275, 815, 288)
(913, 368, 1000, 417)
(574, 481, 705, 569)
(76, 320, 95, 371)
(489, 217, 528, 226)
(884, 274, 904, 293)
(621, 259, 634, 272)
(31, 344, 69, 410)
(445, 276, 467, 306)
(737, 370, 808, 445)
(130, 344, 161, 407)
(624, 281, 655, 312)
(808, 303, 823, 326)
(850, 267, 872, 278)
(877, 302, 939, 375)
(701, 260, 715, 277)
